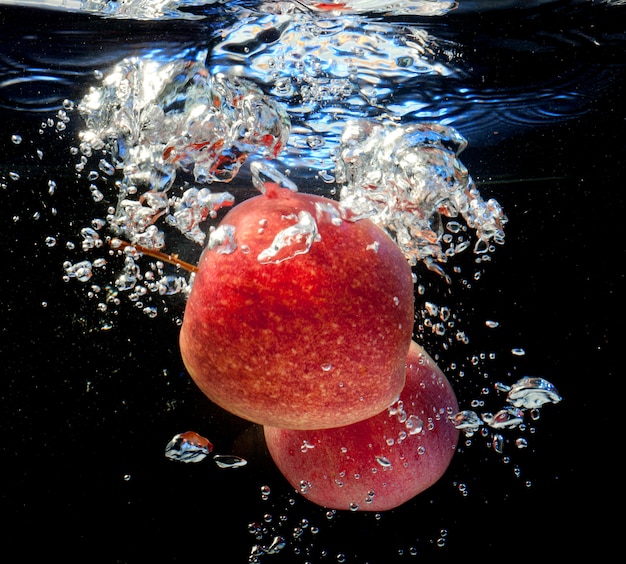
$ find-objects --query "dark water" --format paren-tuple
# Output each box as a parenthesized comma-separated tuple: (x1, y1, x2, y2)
(0, 1, 623, 561)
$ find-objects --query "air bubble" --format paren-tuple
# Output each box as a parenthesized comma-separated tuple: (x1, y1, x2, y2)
(143, 306, 158, 318)
(257, 211, 320, 264)
(260, 485, 271, 500)
(213, 455, 248, 469)
(376, 456, 392, 468)
(300, 440, 315, 453)
(165, 431, 213, 463)
(405, 414, 423, 435)
(98, 159, 116, 176)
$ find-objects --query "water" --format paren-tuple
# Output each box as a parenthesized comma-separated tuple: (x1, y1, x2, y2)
(1, 0, 623, 561)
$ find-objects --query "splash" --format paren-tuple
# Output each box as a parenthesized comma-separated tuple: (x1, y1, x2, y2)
(210, 2, 462, 171)
(62, 54, 292, 313)
(79, 0, 221, 20)
(335, 119, 507, 276)
(291, 0, 458, 16)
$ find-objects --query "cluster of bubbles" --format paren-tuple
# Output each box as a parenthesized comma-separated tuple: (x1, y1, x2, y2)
(452, 376, 562, 456)
(335, 120, 508, 278)
(59, 54, 292, 319)
(57, 47, 511, 331)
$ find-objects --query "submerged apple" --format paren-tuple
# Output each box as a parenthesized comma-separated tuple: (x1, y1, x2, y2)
(264, 340, 459, 511)
(179, 184, 414, 429)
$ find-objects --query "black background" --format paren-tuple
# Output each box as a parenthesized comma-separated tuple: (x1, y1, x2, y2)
(0, 3, 622, 562)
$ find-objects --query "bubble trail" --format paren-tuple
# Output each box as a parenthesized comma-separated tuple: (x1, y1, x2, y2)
(335, 120, 507, 276)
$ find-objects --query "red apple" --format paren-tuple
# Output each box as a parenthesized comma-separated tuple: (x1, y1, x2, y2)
(179, 184, 414, 429)
(263, 340, 459, 511)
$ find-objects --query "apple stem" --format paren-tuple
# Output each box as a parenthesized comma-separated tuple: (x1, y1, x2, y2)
(109, 238, 199, 274)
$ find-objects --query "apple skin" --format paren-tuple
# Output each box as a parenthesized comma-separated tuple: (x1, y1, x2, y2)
(179, 184, 414, 429)
(263, 340, 459, 511)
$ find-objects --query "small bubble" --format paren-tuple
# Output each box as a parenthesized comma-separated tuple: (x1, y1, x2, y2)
(321, 362, 333, 372)
(44, 236, 57, 247)
(11, 134, 22, 145)
(98, 159, 116, 176)
(143, 306, 158, 318)
(406, 414, 423, 435)
(213, 454, 247, 469)
(300, 440, 315, 453)
(511, 348, 526, 356)
(91, 189, 104, 202)
(376, 456, 392, 468)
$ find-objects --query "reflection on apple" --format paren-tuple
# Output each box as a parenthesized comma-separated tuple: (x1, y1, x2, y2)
(264, 341, 459, 511)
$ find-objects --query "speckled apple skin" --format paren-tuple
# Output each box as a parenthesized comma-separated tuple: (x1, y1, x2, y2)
(264, 341, 459, 511)
(179, 185, 414, 429)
